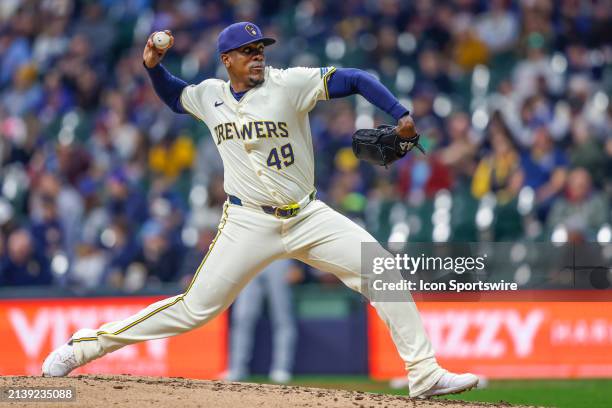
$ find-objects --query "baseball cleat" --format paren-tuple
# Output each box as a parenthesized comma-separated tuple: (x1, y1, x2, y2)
(42, 343, 79, 377)
(269, 369, 292, 384)
(389, 375, 410, 390)
(222, 370, 248, 382)
(418, 371, 479, 398)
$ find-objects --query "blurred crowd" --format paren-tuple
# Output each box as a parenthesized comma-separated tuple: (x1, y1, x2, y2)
(0, 0, 609, 289)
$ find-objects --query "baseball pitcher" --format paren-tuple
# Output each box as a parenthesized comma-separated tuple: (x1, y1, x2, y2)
(43, 22, 478, 398)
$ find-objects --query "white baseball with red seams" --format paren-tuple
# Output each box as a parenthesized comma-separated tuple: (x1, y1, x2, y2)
(44, 61, 477, 397)
(152, 31, 171, 50)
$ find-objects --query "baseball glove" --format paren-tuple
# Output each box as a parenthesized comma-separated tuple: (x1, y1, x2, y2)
(352, 125, 425, 167)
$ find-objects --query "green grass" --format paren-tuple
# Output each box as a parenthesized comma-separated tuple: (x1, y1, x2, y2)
(248, 375, 612, 407)
(441, 379, 612, 408)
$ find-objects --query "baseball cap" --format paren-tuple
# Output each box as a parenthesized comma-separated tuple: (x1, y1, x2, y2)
(217, 22, 275, 54)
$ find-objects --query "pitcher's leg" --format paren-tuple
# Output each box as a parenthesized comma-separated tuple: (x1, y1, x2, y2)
(287, 201, 444, 396)
(71, 204, 284, 366)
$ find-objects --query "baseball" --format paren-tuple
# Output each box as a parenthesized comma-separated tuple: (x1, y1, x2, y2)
(152, 31, 171, 50)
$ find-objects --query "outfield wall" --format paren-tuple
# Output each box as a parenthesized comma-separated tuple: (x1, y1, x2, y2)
(0, 297, 227, 377)
(1, 293, 612, 379)
(369, 296, 612, 379)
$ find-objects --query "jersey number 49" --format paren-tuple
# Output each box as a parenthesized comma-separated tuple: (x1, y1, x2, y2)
(267, 143, 294, 170)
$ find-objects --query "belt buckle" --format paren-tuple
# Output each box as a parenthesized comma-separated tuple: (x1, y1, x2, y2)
(274, 203, 300, 218)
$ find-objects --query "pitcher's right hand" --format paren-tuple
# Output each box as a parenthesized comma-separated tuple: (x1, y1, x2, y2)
(143, 30, 174, 68)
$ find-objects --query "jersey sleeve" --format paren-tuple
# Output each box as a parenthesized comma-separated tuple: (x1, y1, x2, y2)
(180, 80, 213, 122)
(281, 66, 336, 113)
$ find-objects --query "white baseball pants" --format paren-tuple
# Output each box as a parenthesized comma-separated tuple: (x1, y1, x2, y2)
(71, 199, 444, 396)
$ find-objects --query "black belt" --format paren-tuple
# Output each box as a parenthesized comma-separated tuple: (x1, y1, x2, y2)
(228, 191, 316, 218)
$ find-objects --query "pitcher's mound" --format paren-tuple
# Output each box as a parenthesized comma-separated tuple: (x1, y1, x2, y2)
(1, 375, 513, 407)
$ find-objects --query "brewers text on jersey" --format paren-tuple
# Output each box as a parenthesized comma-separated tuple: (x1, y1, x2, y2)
(213, 121, 289, 144)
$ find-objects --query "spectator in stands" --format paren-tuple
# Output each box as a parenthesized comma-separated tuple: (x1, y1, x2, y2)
(37, 69, 74, 125)
(1, 228, 51, 286)
(475, 0, 519, 54)
(417, 48, 453, 94)
(148, 133, 196, 180)
(30, 192, 64, 259)
(512, 32, 563, 101)
(1, 63, 42, 116)
(79, 177, 107, 245)
(30, 172, 82, 259)
(32, 18, 69, 72)
(395, 137, 452, 202)
(129, 220, 183, 284)
(438, 112, 478, 188)
(410, 87, 441, 140)
(327, 147, 373, 219)
(0, 25, 31, 87)
(547, 167, 609, 241)
(568, 118, 607, 186)
(72, 3, 115, 59)
(102, 220, 139, 288)
(472, 114, 524, 204)
(452, 15, 489, 72)
(420, 2, 453, 53)
(511, 93, 555, 148)
(71, 242, 108, 290)
(521, 126, 568, 220)
(106, 169, 148, 226)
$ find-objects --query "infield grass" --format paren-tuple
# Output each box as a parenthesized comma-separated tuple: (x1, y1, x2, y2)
(250, 375, 612, 407)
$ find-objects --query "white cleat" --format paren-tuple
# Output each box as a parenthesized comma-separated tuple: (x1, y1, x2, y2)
(389, 375, 410, 390)
(222, 370, 248, 382)
(418, 371, 479, 398)
(42, 343, 80, 377)
(269, 369, 292, 384)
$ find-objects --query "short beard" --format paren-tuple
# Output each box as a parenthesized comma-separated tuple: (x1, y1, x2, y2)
(248, 75, 264, 87)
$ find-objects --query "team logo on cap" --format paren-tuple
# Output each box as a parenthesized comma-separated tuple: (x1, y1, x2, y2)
(245, 24, 258, 37)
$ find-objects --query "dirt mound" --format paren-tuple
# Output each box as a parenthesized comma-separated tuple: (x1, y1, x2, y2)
(0, 375, 515, 407)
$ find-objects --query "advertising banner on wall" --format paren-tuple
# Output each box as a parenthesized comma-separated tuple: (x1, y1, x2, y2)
(0, 297, 227, 378)
(368, 297, 612, 379)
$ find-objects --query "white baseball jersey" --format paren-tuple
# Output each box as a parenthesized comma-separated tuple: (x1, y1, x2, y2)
(180, 66, 336, 206)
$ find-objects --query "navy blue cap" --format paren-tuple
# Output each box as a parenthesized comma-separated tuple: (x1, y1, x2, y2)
(217, 22, 275, 54)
